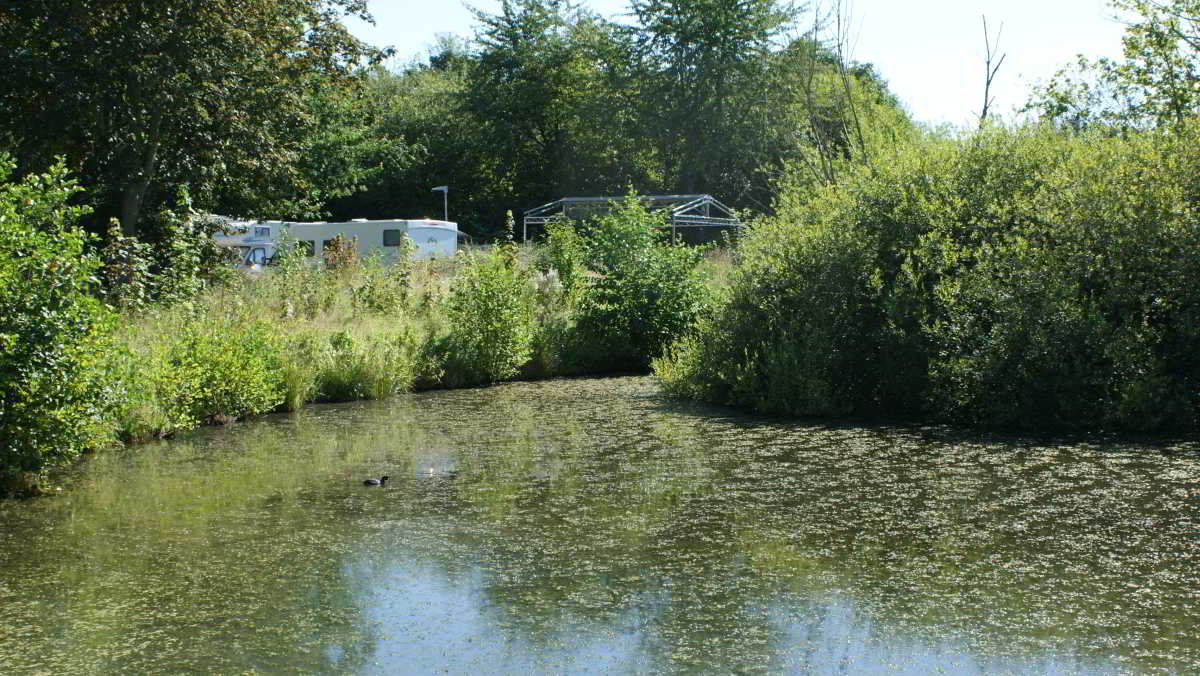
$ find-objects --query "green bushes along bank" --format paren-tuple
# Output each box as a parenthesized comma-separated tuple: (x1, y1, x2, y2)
(0, 159, 113, 495)
(0, 187, 710, 496)
(7, 119, 1200, 497)
(656, 122, 1200, 432)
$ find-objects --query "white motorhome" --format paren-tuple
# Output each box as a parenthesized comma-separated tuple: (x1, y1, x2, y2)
(214, 218, 459, 268)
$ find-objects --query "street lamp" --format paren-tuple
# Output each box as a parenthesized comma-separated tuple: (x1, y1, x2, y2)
(431, 185, 448, 221)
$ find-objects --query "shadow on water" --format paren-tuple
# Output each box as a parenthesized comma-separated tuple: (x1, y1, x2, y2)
(0, 376, 1197, 674)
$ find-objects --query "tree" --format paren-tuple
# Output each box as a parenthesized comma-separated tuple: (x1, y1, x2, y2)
(461, 0, 657, 233)
(630, 0, 801, 197)
(1027, 0, 1199, 129)
(350, 1, 660, 237)
(330, 46, 482, 228)
(0, 0, 382, 237)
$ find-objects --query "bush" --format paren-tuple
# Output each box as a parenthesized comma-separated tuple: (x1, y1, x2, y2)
(310, 329, 418, 402)
(539, 219, 586, 302)
(570, 198, 710, 373)
(352, 242, 414, 315)
(171, 317, 287, 424)
(655, 204, 887, 416)
(97, 200, 236, 311)
(441, 247, 535, 387)
(0, 157, 114, 491)
(110, 309, 288, 440)
(657, 122, 1200, 431)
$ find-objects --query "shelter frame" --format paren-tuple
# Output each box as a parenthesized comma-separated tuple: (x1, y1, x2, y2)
(522, 194, 741, 242)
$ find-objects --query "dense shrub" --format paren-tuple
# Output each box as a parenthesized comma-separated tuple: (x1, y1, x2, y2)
(0, 158, 115, 491)
(657, 123, 1200, 431)
(352, 239, 415, 315)
(110, 310, 288, 440)
(440, 247, 535, 387)
(271, 234, 338, 319)
(172, 317, 287, 424)
(98, 203, 236, 312)
(539, 219, 586, 302)
(568, 198, 710, 373)
(309, 329, 418, 402)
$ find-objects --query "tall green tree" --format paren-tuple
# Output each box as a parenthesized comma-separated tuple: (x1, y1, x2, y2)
(464, 0, 579, 209)
(1028, 0, 1199, 129)
(330, 44, 482, 227)
(331, 0, 909, 234)
(351, 1, 660, 237)
(461, 0, 657, 232)
(630, 0, 800, 198)
(0, 0, 381, 236)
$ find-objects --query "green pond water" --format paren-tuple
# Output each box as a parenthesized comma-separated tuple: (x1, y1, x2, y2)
(1, 376, 1197, 675)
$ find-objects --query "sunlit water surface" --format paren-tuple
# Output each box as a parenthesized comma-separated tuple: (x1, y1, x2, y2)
(1, 377, 1197, 675)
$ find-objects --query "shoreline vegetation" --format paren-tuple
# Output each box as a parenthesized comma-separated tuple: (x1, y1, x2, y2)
(1, 194, 713, 497)
(6, 119, 1200, 499)
(656, 121, 1200, 434)
(3, 0, 1198, 497)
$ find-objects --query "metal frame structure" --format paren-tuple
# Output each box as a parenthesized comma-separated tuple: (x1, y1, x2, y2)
(522, 194, 741, 242)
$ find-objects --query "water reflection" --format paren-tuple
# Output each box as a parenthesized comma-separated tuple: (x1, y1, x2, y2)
(0, 376, 1196, 674)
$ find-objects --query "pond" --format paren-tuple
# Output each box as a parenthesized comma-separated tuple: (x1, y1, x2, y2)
(0, 377, 1197, 675)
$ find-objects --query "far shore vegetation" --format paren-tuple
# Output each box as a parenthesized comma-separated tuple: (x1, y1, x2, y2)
(2, 0, 1198, 496)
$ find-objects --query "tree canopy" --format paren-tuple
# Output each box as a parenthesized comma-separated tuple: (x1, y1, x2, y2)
(1027, 0, 1199, 130)
(0, 0, 912, 239)
(330, 0, 910, 236)
(0, 0, 383, 236)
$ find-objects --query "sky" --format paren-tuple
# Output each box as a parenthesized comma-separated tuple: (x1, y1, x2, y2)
(343, 1, 1132, 127)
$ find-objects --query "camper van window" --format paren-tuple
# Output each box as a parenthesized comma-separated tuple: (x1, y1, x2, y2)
(382, 229, 404, 247)
(254, 226, 270, 238)
(298, 240, 315, 257)
(323, 239, 334, 252)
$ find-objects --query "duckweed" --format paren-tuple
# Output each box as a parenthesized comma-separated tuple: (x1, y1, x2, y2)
(0, 377, 1195, 674)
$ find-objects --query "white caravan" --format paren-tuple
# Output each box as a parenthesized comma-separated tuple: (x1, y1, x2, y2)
(214, 218, 459, 268)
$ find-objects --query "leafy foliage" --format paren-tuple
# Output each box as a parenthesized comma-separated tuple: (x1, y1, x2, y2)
(110, 310, 288, 441)
(658, 122, 1200, 431)
(1027, 0, 1199, 130)
(335, 0, 911, 237)
(540, 219, 587, 301)
(0, 157, 113, 485)
(0, 0, 383, 236)
(352, 243, 415, 315)
(631, 0, 799, 196)
(571, 198, 710, 372)
(441, 248, 536, 387)
(98, 207, 237, 311)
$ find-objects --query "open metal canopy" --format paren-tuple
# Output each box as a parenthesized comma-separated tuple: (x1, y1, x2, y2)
(522, 194, 741, 242)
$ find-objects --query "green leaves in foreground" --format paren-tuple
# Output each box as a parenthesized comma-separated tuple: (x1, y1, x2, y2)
(572, 198, 709, 373)
(441, 247, 537, 387)
(0, 157, 113, 483)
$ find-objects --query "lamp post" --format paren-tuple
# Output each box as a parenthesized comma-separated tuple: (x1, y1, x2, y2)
(431, 185, 448, 221)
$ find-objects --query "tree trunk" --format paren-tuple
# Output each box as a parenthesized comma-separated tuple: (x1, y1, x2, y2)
(119, 112, 164, 236)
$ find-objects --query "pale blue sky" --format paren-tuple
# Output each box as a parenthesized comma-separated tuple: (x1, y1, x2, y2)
(345, 1, 1130, 127)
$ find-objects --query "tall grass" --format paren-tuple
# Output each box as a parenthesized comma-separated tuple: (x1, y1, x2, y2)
(105, 217, 715, 446)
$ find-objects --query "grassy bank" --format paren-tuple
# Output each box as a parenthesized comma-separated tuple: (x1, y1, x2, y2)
(106, 215, 715, 445)
(1, 195, 717, 496)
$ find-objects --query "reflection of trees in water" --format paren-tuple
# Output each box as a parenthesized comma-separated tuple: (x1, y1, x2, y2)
(0, 415, 423, 675)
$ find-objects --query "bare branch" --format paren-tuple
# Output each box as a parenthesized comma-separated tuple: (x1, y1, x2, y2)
(979, 15, 1007, 125)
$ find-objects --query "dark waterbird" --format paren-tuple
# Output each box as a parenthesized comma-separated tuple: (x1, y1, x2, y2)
(363, 476, 389, 486)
